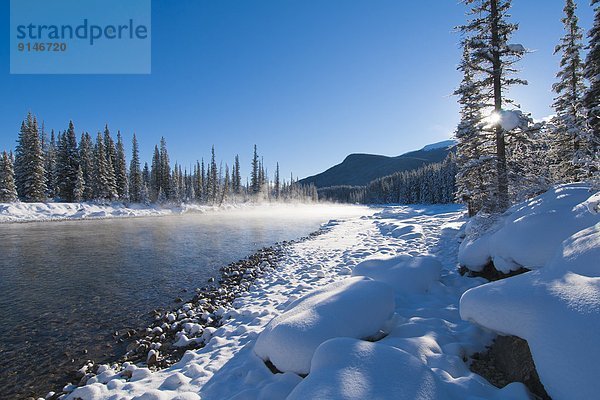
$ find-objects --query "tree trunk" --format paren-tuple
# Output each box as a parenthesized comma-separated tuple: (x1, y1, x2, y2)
(491, 0, 509, 211)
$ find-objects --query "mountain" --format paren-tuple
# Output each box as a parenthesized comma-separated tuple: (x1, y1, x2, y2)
(299, 140, 456, 188)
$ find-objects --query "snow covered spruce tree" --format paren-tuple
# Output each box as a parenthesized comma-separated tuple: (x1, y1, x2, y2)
(94, 132, 117, 201)
(458, 0, 527, 212)
(44, 130, 58, 199)
(0, 150, 18, 202)
(56, 121, 80, 201)
(129, 133, 143, 203)
(454, 46, 497, 215)
(78, 132, 95, 201)
(583, 0, 600, 181)
(115, 131, 129, 200)
(550, 0, 588, 182)
(14, 113, 47, 202)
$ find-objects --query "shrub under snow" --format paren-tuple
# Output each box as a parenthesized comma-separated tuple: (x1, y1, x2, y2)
(253, 277, 395, 375)
(460, 203, 600, 400)
(459, 183, 599, 273)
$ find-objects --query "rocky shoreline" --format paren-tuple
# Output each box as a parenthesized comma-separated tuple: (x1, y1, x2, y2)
(43, 228, 328, 400)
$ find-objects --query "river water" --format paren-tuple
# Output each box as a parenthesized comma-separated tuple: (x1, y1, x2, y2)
(0, 205, 367, 399)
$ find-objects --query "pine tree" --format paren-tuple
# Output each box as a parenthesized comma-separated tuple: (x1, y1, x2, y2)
(0, 150, 18, 202)
(94, 132, 117, 200)
(454, 45, 496, 215)
(251, 145, 260, 194)
(458, 0, 527, 211)
(14, 113, 47, 202)
(550, 0, 588, 182)
(103, 126, 118, 199)
(78, 132, 95, 201)
(583, 0, 600, 180)
(233, 154, 242, 194)
(220, 164, 230, 205)
(159, 137, 171, 199)
(209, 146, 218, 203)
(150, 145, 161, 201)
(56, 122, 82, 201)
(44, 130, 57, 199)
(73, 165, 85, 202)
(274, 162, 281, 200)
(129, 133, 143, 202)
(115, 131, 129, 200)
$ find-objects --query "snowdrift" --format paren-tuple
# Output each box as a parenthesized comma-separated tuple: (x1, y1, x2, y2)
(459, 183, 600, 273)
(461, 190, 600, 399)
(253, 277, 395, 375)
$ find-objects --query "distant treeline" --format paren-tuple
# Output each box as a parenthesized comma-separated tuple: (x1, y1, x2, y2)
(0, 113, 318, 204)
(319, 154, 457, 205)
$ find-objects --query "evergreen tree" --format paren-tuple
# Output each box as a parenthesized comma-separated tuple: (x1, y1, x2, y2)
(220, 164, 230, 205)
(0, 150, 18, 202)
(159, 137, 171, 199)
(94, 132, 117, 200)
(251, 145, 260, 194)
(14, 113, 47, 201)
(209, 146, 218, 203)
(73, 165, 85, 201)
(583, 0, 600, 180)
(454, 45, 495, 215)
(103, 125, 118, 198)
(115, 131, 129, 200)
(79, 132, 95, 201)
(274, 162, 280, 199)
(129, 133, 143, 202)
(150, 145, 161, 201)
(550, 0, 588, 182)
(56, 123, 82, 201)
(459, 0, 527, 211)
(44, 130, 57, 199)
(233, 154, 241, 194)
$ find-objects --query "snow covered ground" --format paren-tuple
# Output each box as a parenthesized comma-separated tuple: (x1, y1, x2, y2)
(0, 202, 222, 223)
(0, 201, 335, 223)
(460, 184, 600, 400)
(61, 203, 538, 400)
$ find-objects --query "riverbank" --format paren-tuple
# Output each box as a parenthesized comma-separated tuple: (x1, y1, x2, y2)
(60, 203, 528, 400)
(39, 190, 600, 399)
(0, 201, 249, 223)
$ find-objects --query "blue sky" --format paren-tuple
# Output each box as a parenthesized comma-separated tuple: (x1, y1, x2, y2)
(0, 0, 595, 180)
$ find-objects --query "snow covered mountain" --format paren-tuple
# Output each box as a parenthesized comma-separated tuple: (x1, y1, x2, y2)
(299, 140, 456, 188)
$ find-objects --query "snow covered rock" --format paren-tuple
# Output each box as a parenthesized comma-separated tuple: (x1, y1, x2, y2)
(286, 337, 441, 400)
(459, 184, 600, 272)
(352, 255, 442, 295)
(254, 277, 395, 375)
(460, 223, 600, 399)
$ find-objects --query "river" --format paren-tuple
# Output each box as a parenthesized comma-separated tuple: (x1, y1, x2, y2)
(0, 205, 367, 399)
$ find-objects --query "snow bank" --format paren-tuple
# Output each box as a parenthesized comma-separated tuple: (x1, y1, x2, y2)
(287, 338, 441, 400)
(253, 277, 395, 375)
(352, 255, 442, 295)
(0, 202, 212, 223)
(459, 183, 600, 272)
(460, 222, 600, 400)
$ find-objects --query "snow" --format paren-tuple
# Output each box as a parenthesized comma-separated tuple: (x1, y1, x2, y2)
(421, 140, 457, 151)
(460, 183, 600, 400)
(507, 43, 526, 53)
(287, 338, 441, 400)
(0, 202, 213, 223)
(459, 183, 600, 272)
(63, 204, 540, 400)
(352, 255, 442, 295)
(253, 276, 396, 375)
(460, 222, 600, 399)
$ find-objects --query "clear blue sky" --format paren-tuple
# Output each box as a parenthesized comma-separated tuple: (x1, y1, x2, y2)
(0, 0, 595, 180)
